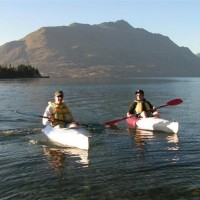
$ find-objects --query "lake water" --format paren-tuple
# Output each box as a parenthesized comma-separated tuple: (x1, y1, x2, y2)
(0, 77, 200, 199)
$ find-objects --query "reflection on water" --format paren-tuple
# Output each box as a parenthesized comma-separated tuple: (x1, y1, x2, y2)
(166, 133, 179, 144)
(127, 128, 155, 144)
(165, 133, 180, 165)
(128, 128, 179, 145)
(43, 146, 66, 176)
(127, 128, 152, 164)
(43, 146, 89, 176)
(127, 128, 180, 165)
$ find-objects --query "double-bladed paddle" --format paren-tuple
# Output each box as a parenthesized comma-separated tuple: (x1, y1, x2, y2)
(103, 98, 183, 126)
(15, 110, 91, 127)
(15, 110, 106, 129)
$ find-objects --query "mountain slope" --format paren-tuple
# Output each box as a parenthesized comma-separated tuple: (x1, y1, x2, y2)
(0, 20, 200, 78)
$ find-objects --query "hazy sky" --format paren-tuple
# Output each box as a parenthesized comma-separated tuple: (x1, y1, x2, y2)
(0, 0, 199, 54)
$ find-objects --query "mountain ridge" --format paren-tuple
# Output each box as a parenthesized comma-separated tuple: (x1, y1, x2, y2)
(0, 20, 200, 78)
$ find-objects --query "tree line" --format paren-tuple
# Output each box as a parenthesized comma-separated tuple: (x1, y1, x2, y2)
(0, 64, 42, 79)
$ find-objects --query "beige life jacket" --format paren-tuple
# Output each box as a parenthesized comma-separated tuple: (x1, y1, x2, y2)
(49, 101, 73, 126)
(134, 100, 151, 114)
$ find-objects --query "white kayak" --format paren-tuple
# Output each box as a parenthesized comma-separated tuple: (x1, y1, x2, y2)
(42, 125, 91, 150)
(126, 117, 179, 134)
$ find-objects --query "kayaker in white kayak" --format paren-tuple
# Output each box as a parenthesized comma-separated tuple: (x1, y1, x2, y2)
(127, 89, 160, 118)
(42, 90, 77, 128)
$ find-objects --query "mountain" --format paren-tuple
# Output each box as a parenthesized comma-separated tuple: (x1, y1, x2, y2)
(0, 20, 200, 78)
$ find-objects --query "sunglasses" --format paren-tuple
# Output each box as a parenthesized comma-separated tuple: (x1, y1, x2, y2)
(56, 95, 63, 98)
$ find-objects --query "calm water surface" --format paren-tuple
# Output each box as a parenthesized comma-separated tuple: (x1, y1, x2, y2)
(0, 77, 200, 199)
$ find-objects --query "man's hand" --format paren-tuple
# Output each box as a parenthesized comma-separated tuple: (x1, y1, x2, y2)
(47, 116, 54, 122)
(127, 112, 132, 117)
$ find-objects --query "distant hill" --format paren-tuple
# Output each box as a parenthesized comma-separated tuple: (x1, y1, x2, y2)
(0, 20, 200, 78)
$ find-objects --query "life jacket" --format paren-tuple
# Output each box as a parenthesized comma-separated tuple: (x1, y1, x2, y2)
(134, 100, 151, 114)
(49, 101, 73, 126)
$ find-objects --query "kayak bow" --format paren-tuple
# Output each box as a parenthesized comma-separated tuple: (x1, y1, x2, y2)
(42, 125, 91, 150)
(126, 117, 179, 134)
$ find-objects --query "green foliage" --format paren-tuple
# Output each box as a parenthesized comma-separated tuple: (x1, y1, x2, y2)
(0, 64, 41, 79)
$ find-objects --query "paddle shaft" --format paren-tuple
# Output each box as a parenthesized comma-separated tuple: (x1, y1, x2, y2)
(16, 111, 89, 127)
(40, 115, 72, 124)
(154, 98, 183, 110)
(103, 117, 129, 126)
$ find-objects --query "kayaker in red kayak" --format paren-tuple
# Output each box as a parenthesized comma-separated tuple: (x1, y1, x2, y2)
(127, 89, 160, 118)
(42, 90, 77, 128)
